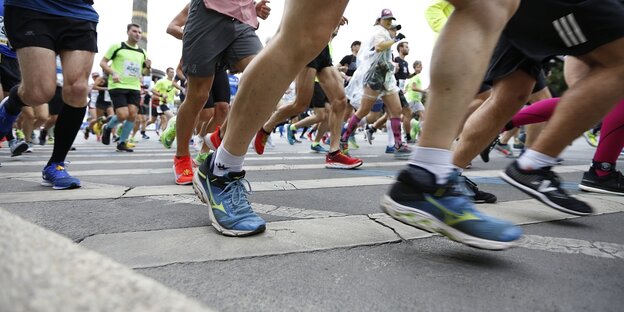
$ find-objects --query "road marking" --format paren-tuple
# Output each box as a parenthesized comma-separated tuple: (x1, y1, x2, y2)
(519, 235, 624, 259)
(0, 155, 382, 167)
(148, 195, 348, 219)
(79, 214, 433, 269)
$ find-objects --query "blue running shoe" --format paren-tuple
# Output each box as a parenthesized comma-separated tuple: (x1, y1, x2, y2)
(381, 165, 522, 250)
(385, 145, 396, 154)
(310, 143, 329, 153)
(193, 153, 266, 236)
(286, 124, 297, 145)
(42, 162, 81, 190)
(0, 97, 20, 137)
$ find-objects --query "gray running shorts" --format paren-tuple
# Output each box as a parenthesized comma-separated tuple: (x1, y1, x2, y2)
(182, 0, 263, 77)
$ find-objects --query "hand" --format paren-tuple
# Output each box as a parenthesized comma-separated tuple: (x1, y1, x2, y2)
(144, 59, 152, 69)
(256, 0, 271, 20)
(394, 33, 406, 41)
(112, 72, 121, 83)
(340, 16, 348, 26)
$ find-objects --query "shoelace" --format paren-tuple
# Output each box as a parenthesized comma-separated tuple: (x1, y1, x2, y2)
(219, 178, 252, 209)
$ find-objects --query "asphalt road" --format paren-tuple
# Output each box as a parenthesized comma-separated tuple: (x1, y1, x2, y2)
(1, 131, 623, 311)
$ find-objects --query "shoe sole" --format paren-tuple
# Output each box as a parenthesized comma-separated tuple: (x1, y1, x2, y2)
(394, 153, 410, 160)
(380, 195, 518, 250)
(11, 143, 29, 157)
(325, 160, 363, 170)
(173, 164, 193, 185)
(578, 183, 624, 196)
(500, 172, 592, 216)
(192, 171, 266, 237)
(41, 180, 81, 190)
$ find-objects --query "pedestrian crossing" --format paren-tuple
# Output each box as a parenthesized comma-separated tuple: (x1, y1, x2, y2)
(1, 134, 623, 269)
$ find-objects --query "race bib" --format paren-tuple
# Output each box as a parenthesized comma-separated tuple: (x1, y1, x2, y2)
(123, 60, 141, 78)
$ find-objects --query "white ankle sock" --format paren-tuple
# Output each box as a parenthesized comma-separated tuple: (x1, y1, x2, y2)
(408, 147, 454, 184)
(212, 146, 245, 176)
(516, 149, 558, 170)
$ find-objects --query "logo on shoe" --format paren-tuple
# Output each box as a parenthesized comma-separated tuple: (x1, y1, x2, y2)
(537, 180, 557, 193)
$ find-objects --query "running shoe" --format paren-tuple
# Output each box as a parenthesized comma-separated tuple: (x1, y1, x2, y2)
(364, 125, 376, 145)
(93, 121, 102, 136)
(47, 136, 55, 145)
(254, 128, 270, 155)
(193, 152, 210, 167)
(513, 143, 525, 150)
(174, 155, 194, 185)
(125, 142, 136, 148)
(101, 124, 112, 145)
(582, 130, 599, 148)
(348, 134, 359, 149)
(42, 162, 81, 190)
(9, 139, 28, 157)
(311, 143, 329, 153)
(500, 161, 593, 215)
(192, 153, 266, 236)
(463, 176, 497, 203)
(495, 143, 513, 157)
(579, 166, 624, 196)
(385, 145, 396, 154)
(0, 97, 19, 137)
(480, 138, 499, 163)
(325, 151, 363, 169)
(142, 133, 150, 140)
(205, 126, 222, 151)
(116, 142, 134, 152)
(394, 144, 411, 160)
(84, 127, 90, 140)
(160, 119, 176, 149)
(15, 129, 25, 141)
(25, 143, 33, 153)
(286, 124, 297, 145)
(381, 165, 522, 250)
(306, 130, 314, 142)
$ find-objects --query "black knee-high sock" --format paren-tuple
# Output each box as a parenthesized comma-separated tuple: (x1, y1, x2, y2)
(5, 86, 26, 115)
(47, 103, 86, 166)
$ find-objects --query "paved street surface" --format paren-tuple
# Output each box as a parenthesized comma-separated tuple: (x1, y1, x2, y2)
(1, 131, 623, 311)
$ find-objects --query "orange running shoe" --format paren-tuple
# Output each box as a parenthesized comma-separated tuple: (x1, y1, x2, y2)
(253, 128, 270, 155)
(205, 126, 222, 151)
(173, 155, 194, 185)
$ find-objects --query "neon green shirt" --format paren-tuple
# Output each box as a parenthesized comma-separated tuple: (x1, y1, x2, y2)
(154, 78, 176, 104)
(424, 0, 454, 35)
(405, 75, 423, 103)
(104, 42, 147, 91)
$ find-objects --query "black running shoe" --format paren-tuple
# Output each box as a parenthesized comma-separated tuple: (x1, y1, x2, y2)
(501, 161, 593, 215)
(116, 142, 134, 152)
(102, 125, 112, 145)
(579, 167, 624, 196)
(464, 176, 497, 203)
(480, 138, 499, 163)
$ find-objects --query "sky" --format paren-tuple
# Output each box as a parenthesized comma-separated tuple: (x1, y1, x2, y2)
(93, 1, 437, 86)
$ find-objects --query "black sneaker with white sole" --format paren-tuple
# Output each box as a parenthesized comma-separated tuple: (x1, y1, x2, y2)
(579, 166, 624, 196)
(463, 175, 497, 203)
(501, 161, 593, 215)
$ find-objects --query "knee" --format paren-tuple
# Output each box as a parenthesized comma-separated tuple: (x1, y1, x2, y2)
(63, 81, 90, 106)
(20, 85, 56, 105)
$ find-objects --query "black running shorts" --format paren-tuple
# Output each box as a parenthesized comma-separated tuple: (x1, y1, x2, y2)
(307, 46, 333, 71)
(4, 6, 98, 53)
